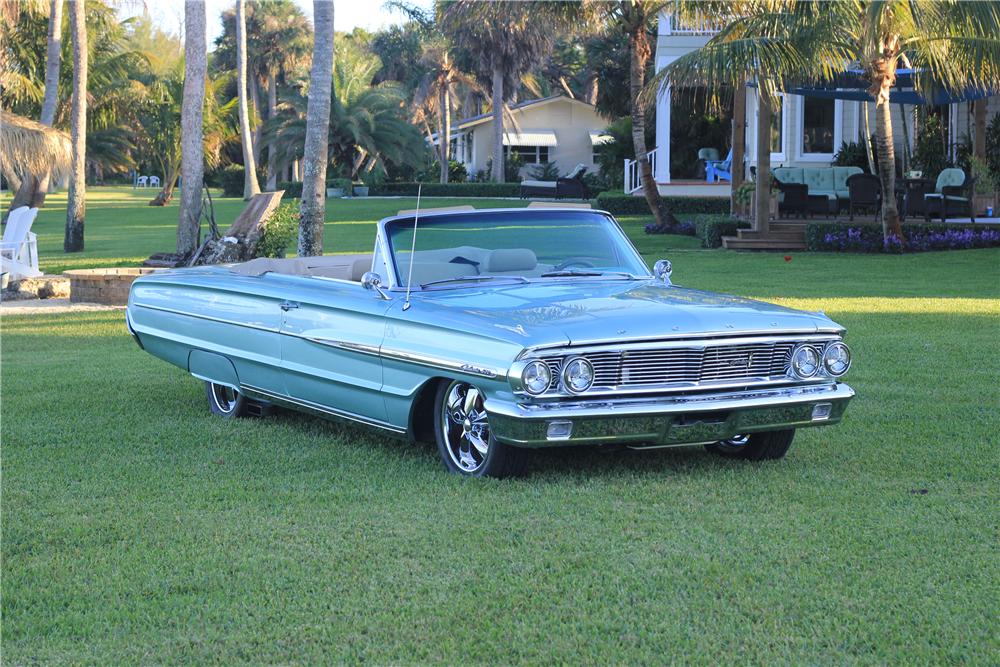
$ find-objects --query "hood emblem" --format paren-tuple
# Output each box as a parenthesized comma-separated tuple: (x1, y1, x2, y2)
(726, 353, 754, 369)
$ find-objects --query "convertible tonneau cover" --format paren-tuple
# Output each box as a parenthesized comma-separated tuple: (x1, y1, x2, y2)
(229, 254, 373, 281)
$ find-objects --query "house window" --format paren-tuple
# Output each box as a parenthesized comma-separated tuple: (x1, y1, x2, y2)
(802, 98, 835, 154)
(505, 145, 549, 164)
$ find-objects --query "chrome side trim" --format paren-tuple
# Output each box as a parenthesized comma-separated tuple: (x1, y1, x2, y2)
(240, 383, 406, 434)
(286, 331, 506, 380)
(132, 302, 280, 333)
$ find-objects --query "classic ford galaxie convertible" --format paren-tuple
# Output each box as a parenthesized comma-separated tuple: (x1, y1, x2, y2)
(126, 206, 854, 477)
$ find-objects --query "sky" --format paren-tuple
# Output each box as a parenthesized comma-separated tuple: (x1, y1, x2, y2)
(121, 0, 434, 48)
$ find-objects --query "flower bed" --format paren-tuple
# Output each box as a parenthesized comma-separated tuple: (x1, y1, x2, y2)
(806, 222, 1000, 253)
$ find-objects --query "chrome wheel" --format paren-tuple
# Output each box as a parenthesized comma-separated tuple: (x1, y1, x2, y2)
(210, 383, 240, 414)
(713, 434, 750, 454)
(440, 381, 491, 473)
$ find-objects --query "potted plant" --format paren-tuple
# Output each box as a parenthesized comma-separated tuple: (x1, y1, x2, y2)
(326, 178, 352, 198)
(968, 156, 996, 217)
(733, 181, 755, 219)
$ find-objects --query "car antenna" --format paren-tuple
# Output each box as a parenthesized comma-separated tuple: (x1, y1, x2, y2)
(402, 183, 421, 311)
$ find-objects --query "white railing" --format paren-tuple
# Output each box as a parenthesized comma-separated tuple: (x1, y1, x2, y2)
(659, 7, 726, 36)
(624, 149, 658, 194)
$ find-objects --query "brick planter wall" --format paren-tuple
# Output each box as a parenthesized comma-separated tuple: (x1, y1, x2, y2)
(63, 268, 159, 305)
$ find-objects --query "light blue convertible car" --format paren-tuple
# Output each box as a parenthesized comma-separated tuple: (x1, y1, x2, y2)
(126, 206, 854, 477)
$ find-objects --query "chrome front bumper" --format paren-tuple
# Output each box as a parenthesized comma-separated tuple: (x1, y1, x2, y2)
(487, 383, 854, 448)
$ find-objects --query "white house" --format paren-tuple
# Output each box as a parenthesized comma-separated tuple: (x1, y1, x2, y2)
(435, 95, 610, 180)
(640, 9, 1000, 195)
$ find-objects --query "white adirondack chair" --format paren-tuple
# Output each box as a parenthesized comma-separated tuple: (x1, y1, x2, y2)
(0, 206, 42, 280)
(149, 175, 161, 187)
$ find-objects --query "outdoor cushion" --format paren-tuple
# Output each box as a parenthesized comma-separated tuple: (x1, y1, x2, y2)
(520, 179, 557, 189)
(773, 167, 803, 184)
(933, 168, 965, 192)
(803, 168, 835, 193)
(811, 190, 839, 201)
(833, 167, 863, 194)
(924, 193, 969, 202)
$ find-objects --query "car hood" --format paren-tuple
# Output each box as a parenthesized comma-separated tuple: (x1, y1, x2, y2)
(402, 279, 842, 350)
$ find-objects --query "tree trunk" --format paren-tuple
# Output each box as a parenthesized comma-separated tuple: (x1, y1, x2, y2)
(236, 0, 260, 200)
(250, 78, 262, 166)
(629, 27, 672, 229)
(491, 65, 504, 183)
(298, 0, 334, 257)
(872, 70, 904, 243)
(439, 86, 451, 184)
(9, 0, 63, 213)
(974, 98, 987, 159)
(64, 0, 86, 252)
(861, 101, 876, 174)
(266, 70, 279, 190)
(176, 0, 206, 256)
(731, 82, 747, 216)
(292, 159, 300, 182)
(754, 92, 772, 235)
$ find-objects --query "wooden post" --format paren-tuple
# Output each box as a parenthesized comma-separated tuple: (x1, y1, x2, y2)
(730, 83, 747, 216)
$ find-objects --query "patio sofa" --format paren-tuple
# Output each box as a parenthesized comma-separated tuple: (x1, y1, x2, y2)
(773, 166, 864, 214)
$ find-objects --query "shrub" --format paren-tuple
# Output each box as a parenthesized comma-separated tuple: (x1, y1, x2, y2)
(692, 215, 751, 248)
(256, 203, 299, 258)
(912, 113, 952, 178)
(806, 221, 1000, 253)
(219, 165, 245, 198)
(368, 182, 521, 197)
(833, 140, 870, 171)
(326, 177, 353, 193)
(528, 161, 561, 181)
(594, 191, 730, 216)
(276, 181, 303, 199)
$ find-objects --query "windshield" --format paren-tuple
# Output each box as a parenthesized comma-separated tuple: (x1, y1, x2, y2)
(384, 210, 649, 288)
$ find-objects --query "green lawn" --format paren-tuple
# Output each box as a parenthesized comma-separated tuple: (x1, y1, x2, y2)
(3, 189, 1000, 663)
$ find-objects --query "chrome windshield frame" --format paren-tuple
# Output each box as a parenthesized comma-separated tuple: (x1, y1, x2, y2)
(376, 208, 653, 292)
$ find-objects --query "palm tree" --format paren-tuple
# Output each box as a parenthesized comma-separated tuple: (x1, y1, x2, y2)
(235, 0, 260, 200)
(8, 0, 62, 211)
(414, 43, 483, 183)
(177, 0, 207, 256)
(442, 1, 579, 183)
(64, 0, 86, 252)
(298, 0, 335, 257)
(603, 1, 676, 230)
(653, 0, 1000, 242)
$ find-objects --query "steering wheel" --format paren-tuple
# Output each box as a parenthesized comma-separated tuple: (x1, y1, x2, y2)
(553, 258, 597, 271)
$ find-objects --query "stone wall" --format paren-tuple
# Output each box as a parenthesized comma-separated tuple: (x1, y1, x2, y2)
(63, 268, 158, 305)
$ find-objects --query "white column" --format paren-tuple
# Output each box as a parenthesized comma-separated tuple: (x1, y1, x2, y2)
(654, 55, 675, 183)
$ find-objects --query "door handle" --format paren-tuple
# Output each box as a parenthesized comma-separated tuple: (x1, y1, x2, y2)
(280, 301, 299, 311)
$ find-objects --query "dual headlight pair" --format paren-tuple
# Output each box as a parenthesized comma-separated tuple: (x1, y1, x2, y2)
(521, 357, 592, 396)
(789, 341, 852, 380)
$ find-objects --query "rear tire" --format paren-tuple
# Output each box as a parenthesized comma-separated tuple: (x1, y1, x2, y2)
(705, 429, 795, 461)
(205, 381, 250, 418)
(433, 379, 529, 478)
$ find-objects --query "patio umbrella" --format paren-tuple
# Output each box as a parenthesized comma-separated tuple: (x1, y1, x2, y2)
(0, 110, 72, 187)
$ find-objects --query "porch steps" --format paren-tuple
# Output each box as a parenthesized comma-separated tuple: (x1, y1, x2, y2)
(722, 224, 807, 251)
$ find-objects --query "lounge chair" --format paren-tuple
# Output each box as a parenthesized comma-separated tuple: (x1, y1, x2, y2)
(847, 173, 882, 221)
(924, 168, 976, 222)
(520, 164, 588, 199)
(706, 149, 733, 182)
(0, 206, 42, 280)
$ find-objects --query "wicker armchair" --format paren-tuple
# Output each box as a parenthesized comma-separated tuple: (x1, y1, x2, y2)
(774, 179, 809, 218)
(924, 169, 976, 222)
(846, 173, 881, 221)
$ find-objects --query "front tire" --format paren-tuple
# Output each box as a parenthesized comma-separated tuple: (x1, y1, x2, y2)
(205, 381, 250, 418)
(705, 429, 795, 461)
(433, 380, 528, 478)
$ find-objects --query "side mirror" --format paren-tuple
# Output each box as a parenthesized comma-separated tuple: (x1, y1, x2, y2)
(653, 259, 672, 285)
(361, 271, 391, 300)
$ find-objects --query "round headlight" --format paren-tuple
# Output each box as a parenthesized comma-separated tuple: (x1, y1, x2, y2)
(790, 344, 820, 379)
(521, 359, 552, 395)
(561, 356, 595, 393)
(822, 341, 852, 377)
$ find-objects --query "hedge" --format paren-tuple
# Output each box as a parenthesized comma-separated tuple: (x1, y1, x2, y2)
(594, 191, 730, 215)
(806, 221, 1000, 253)
(219, 165, 245, 198)
(277, 181, 303, 199)
(369, 182, 521, 197)
(691, 215, 751, 248)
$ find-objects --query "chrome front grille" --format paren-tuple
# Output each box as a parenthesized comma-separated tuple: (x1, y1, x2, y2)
(540, 340, 814, 393)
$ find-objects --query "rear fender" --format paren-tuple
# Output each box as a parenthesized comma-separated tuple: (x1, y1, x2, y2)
(188, 349, 240, 389)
